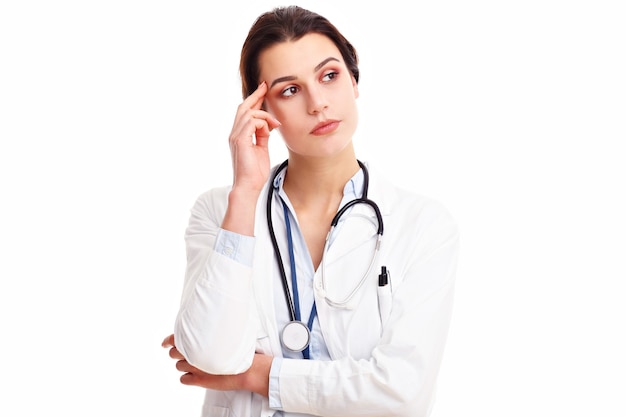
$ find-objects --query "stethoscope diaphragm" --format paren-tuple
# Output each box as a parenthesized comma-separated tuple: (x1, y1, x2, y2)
(281, 320, 311, 352)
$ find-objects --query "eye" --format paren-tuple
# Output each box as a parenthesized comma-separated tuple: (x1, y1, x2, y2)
(281, 86, 299, 97)
(322, 71, 338, 82)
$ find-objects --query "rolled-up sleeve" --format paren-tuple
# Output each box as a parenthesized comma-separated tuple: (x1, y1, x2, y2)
(214, 228, 255, 267)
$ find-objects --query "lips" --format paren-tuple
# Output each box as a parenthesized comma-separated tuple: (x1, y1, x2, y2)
(310, 119, 340, 136)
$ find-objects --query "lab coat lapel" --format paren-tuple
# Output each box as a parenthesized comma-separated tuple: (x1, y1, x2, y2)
(252, 179, 283, 357)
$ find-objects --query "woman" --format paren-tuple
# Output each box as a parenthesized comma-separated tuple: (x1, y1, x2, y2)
(162, 5, 459, 417)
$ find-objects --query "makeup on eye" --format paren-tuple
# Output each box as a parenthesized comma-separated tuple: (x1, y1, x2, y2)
(274, 69, 342, 98)
(281, 86, 299, 97)
(321, 70, 339, 82)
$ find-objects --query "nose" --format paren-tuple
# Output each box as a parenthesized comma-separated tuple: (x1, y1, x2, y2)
(307, 85, 328, 114)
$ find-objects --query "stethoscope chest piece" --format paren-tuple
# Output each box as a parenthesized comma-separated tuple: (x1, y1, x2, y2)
(281, 321, 311, 352)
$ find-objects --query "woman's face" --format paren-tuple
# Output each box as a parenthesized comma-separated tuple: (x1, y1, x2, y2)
(259, 33, 359, 158)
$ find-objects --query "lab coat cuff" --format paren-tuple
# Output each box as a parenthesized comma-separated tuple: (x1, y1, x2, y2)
(214, 228, 255, 267)
(268, 357, 283, 410)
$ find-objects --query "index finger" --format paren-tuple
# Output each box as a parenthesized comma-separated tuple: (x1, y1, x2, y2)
(245, 81, 268, 111)
(161, 333, 175, 348)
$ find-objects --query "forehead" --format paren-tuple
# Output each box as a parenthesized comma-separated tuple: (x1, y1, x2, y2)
(259, 33, 343, 78)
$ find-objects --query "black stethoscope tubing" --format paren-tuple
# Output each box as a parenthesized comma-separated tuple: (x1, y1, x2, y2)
(266, 159, 296, 322)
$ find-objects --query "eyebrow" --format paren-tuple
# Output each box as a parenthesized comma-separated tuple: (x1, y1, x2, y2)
(269, 57, 340, 88)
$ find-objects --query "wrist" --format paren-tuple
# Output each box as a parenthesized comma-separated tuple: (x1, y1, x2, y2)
(242, 354, 272, 397)
(220, 188, 259, 236)
(228, 186, 261, 205)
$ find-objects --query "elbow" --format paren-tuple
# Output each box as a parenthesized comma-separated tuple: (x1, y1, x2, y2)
(174, 316, 254, 375)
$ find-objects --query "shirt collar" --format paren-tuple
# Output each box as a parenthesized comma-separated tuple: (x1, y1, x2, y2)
(272, 165, 365, 200)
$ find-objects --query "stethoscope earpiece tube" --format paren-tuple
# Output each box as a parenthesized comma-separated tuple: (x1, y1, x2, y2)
(330, 198, 383, 235)
(266, 160, 296, 323)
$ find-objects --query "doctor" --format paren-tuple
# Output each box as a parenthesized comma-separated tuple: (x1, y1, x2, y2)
(162, 5, 459, 417)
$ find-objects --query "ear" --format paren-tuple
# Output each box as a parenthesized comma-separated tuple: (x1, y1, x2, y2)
(352, 76, 359, 99)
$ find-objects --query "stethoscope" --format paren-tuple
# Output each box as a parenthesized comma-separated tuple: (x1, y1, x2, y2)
(266, 159, 384, 356)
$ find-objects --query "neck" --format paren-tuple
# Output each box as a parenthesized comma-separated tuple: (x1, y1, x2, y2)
(282, 154, 361, 208)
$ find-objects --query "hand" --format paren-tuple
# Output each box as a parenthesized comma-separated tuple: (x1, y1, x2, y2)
(228, 81, 281, 195)
(161, 334, 272, 397)
(162, 334, 242, 391)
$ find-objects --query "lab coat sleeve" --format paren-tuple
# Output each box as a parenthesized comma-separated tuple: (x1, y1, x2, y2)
(277, 199, 459, 417)
(173, 187, 258, 375)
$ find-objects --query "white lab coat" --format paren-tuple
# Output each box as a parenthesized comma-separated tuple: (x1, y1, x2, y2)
(174, 163, 459, 417)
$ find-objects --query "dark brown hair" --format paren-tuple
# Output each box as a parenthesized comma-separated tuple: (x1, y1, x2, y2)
(239, 5, 360, 99)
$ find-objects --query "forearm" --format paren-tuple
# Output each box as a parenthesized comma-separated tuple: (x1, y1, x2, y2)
(221, 187, 260, 236)
(274, 354, 425, 417)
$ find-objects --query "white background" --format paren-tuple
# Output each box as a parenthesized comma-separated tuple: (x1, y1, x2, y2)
(1, 1, 624, 416)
